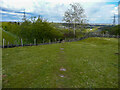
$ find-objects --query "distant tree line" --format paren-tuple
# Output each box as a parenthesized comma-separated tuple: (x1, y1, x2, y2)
(101, 25, 120, 35)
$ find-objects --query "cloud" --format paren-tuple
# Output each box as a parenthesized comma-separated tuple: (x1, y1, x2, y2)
(0, 0, 35, 12)
(85, 2, 118, 24)
(1, 10, 24, 16)
(0, 7, 38, 21)
(0, 0, 119, 24)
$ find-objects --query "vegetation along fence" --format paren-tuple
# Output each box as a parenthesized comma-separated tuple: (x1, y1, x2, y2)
(1, 33, 119, 48)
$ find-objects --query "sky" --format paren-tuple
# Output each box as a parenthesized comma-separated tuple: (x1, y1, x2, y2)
(0, 0, 119, 24)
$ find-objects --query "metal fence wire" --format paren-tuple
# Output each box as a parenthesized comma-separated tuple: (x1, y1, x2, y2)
(1, 33, 119, 48)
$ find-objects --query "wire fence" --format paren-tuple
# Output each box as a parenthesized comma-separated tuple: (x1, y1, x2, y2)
(1, 33, 119, 48)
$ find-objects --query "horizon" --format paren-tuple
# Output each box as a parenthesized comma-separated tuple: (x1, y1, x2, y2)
(0, 21, 118, 25)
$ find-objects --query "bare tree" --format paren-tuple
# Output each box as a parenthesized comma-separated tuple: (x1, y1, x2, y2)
(63, 3, 86, 37)
(63, 9, 73, 30)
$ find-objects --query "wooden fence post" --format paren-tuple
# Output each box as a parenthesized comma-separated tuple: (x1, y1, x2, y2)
(59, 39, 60, 43)
(8, 41, 9, 48)
(55, 38, 56, 43)
(34, 39, 36, 45)
(3, 38, 5, 48)
(103, 33, 104, 37)
(117, 34, 119, 38)
(5, 39, 6, 46)
(65, 38, 66, 42)
(49, 39, 51, 44)
(21, 38, 23, 47)
(43, 39, 44, 44)
(16, 40, 18, 46)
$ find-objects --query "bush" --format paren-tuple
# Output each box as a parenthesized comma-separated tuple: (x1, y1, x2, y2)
(101, 25, 120, 35)
(2, 16, 63, 44)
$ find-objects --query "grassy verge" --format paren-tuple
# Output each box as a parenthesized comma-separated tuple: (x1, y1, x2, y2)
(2, 37, 118, 88)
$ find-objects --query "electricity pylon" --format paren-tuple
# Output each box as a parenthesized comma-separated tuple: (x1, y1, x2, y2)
(113, 14, 116, 25)
(22, 9, 26, 21)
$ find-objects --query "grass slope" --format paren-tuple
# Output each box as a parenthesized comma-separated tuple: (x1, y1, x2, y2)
(2, 37, 118, 88)
(0, 28, 20, 45)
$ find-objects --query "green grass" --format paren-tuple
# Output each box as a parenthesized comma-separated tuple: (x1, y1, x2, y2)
(0, 26, 1, 88)
(2, 37, 118, 88)
(0, 27, 2, 46)
(0, 28, 20, 45)
(83, 27, 99, 33)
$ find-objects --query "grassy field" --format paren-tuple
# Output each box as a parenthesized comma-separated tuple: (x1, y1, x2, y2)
(82, 27, 99, 33)
(2, 37, 118, 88)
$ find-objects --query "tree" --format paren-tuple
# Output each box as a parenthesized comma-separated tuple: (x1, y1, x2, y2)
(63, 3, 86, 37)
(63, 9, 73, 30)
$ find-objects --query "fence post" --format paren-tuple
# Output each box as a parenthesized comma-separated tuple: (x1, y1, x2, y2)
(49, 39, 51, 44)
(55, 38, 56, 43)
(3, 39, 6, 47)
(8, 41, 9, 48)
(34, 39, 36, 45)
(59, 39, 61, 43)
(16, 40, 18, 46)
(16, 40, 18, 47)
(103, 33, 104, 37)
(3, 38, 5, 48)
(43, 39, 44, 44)
(117, 34, 119, 38)
(21, 38, 23, 47)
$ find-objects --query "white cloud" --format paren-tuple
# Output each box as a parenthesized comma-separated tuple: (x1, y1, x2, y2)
(1, 0, 118, 12)
(86, 3, 118, 24)
(112, 6, 118, 15)
(1, 10, 24, 16)
(0, 0, 35, 12)
(1, 0, 119, 23)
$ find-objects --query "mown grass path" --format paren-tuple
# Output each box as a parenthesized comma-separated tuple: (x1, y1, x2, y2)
(2, 37, 118, 88)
